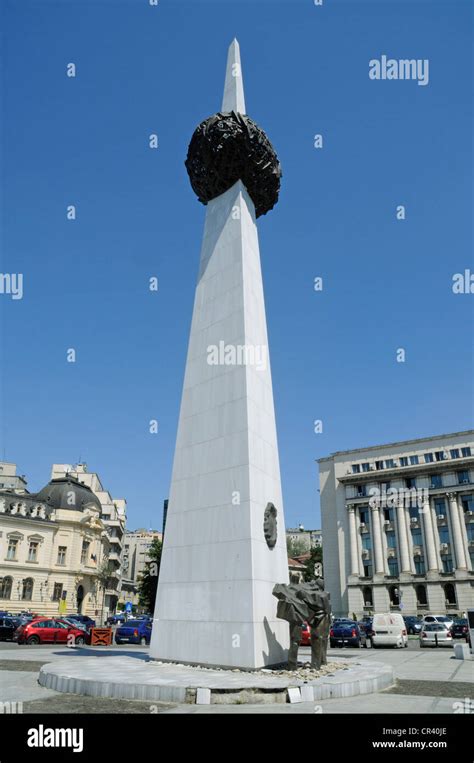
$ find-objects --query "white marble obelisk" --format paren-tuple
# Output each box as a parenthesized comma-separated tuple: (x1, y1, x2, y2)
(150, 40, 289, 669)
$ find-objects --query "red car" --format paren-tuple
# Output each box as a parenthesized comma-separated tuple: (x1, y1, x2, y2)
(13, 617, 87, 645)
(300, 622, 311, 646)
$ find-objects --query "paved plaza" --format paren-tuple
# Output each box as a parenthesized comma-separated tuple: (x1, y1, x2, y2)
(1, 640, 472, 714)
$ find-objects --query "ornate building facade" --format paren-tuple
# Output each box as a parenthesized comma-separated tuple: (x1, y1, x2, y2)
(0, 462, 125, 620)
(51, 464, 126, 614)
(318, 431, 474, 618)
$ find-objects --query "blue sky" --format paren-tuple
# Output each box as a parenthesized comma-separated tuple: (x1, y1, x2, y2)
(0, 0, 472, 532)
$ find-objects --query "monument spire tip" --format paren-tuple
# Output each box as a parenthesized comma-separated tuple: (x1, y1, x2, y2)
(222, 37, 246, 113)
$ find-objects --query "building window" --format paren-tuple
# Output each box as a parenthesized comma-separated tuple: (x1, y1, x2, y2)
(375, 461, 384, 470)
(0, 576, 13, 599)
(385, 459, 395, 469)
(450, 449, 460, 459)
(411, 528, 422, 545)
(442, 555, 454, 573)
(355, 485, 366, 497)
(461, 447, 471, 457)
(435, 451, 446, 462)
(430, 474, 443, 489)
(52, 583, 63, 602)
(405, 477, 416, 489)
(410, 455, 419, 465)
(6, 538, 19, 560)
(386, 532, 397, 549)
(444, 583, 457, 605)
(352, 464, 360, 474)
(363, 586, 373, 607)
(409, 506, 419, 519)
(424, 453, 434, 463)
(381, 481, 391, 491)
(434, 497, 446, 517)
(414, 556, 426, 575)
(383, 507, 393, 521)
(439, 526, 450, 544)
(81, 541, 90, 565)
(457, 471, 470, 485)
(27, 541, 39, 562)
(389, 585, 400, 604)
(362, 535, 372, 550)
(22, 578, 34, 601)
(57, 547, 67, 565)
(362, 463, 370, 472)
(416, 584, 427, 605)
(359, 509, 368, 524)
(363, 564, 373, 578)
(388, 558, 399, 577)
(400, 457, 408, 467)
(461, 495, 474, 513)
(466, 524, 474, 542)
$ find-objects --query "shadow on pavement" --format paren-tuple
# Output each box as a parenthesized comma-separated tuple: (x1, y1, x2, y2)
(48, 647, 150, 660)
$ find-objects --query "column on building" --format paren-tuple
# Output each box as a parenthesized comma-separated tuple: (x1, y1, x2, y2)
(429, 496, 443, 571)
(456, 496, 472, 571)
(447, 492, 467, 570)
(404, 503, 416, 573)
(355, 510, 365, 577)
(396, 498, 412, 573)
(421, 498, 439, 572)
(370, 504, 385, 575)
(380, 521, 389, 575)
(347, 505, 360, 576)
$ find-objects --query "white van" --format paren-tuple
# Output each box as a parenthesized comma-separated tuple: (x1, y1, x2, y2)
(371, 613, 408, 648)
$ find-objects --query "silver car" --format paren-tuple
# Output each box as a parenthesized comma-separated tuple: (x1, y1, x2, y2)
(422, 615, 454, 629)
(420, 623, 454, 647)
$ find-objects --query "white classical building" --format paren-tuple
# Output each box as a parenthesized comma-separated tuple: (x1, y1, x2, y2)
(318, 431, 474, 618)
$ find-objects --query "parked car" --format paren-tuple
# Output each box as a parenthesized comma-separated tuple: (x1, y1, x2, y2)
(371, 613, 408, 648)
(13, 617, 88, 645)
(422, 615, 453, 630)
(17, 614, 35, 625)
(0, 616, 20, 641)
(62, 617, 88, 632)
(106, 614, 126, 625)
(451, 618, 470, 640)
(67, 615, 96, 631)
(420, 623, 454, 647)
(300, 622, 311, 646)
(329, 620, 369, 648)
(403, 616, 423, 635)
(115, 619, 153, 645)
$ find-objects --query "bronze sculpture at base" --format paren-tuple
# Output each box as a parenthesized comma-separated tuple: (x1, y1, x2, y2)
(273, 579, 331, 670)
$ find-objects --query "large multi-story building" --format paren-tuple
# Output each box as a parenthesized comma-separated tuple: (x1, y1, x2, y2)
(123, 528, 162, 583)
(51, 464, 127, 614)
(286, 526, 322, 552)
(0, 462, 27, 493)
(0, 463, 111, 618)
(318, 431, 474, 618)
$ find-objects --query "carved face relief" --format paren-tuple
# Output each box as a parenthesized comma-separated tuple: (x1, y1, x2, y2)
(263, 503, 277, 549)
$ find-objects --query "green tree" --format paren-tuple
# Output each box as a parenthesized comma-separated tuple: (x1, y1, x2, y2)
(286, 537, 308, 558)
(303, 546, 323, 582)
(137, 537, 163, 612)
(96, 559, 115, 626)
